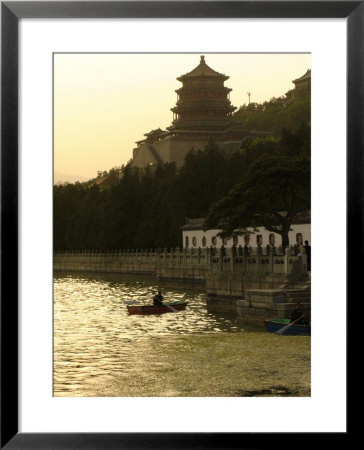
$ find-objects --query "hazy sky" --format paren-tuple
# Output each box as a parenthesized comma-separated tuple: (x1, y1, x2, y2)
(54, 53, 311, 180)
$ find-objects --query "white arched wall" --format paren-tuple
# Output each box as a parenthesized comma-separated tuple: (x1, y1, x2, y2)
(182, 224, 311, 249)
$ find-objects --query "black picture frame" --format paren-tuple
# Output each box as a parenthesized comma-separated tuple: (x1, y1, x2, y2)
(1, 1, 358, 448)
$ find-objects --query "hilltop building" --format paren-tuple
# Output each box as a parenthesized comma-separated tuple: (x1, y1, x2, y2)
(292, 69, 311, 91)
(132, 55, 269, 169)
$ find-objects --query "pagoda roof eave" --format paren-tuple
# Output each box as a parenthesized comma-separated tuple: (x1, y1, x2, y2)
(171, 104, 237, 113)
(177, 74, 229, 82)
(292, 69, 311, 83)
(175, 86, 232, 94)
(177, 55, 229, 80)
(167, 119, 237, 130)
(144, 128, 165, 137)
(166, 128, 227, 134)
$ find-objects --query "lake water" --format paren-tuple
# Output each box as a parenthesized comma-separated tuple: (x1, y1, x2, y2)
(53, 272, 264, 396)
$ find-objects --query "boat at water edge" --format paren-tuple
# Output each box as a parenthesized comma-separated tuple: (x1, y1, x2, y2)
(127, 300, 188, 315)
(264, 318, 311, 335)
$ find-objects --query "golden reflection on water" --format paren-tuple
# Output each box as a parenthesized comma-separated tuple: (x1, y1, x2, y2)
(53, 273, 249, 396)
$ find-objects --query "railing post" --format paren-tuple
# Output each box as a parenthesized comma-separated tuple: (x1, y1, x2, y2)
(182, 247, 186, 264)
(256, 245, 262, 273)
(207, 246, 213, 270)
(219, 246, 225, 271)
(300, 246, 307, 273)
(230, 245, 236, 272)
(284, 247, 290, 273)
(175, 247, 180, 264)
(268, 246, 274, 273)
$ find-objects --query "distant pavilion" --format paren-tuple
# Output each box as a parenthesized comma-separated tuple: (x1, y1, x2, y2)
(292, 69, 311, 90)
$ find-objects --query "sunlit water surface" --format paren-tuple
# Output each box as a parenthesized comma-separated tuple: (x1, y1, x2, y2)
(54, 272, 262, 396)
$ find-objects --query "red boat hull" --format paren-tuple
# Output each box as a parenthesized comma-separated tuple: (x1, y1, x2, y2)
(127, 302, 187, 315)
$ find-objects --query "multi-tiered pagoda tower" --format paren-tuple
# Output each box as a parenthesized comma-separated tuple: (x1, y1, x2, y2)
(169, 55, 236, 135)
(132, 56, 257, 169)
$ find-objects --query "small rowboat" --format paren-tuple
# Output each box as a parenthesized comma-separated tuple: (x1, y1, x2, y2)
(264, 319, 311, 335)
(127, 300, 187, 315)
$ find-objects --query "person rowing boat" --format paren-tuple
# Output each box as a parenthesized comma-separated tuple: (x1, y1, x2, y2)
(153, 290, 164, 306)
(290, 303, 308, 325)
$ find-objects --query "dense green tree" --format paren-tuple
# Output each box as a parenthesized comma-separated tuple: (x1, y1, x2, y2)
(204, 127, 311, 247)
(235, 87, 310, 133)
(174, 138, 232, 218)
